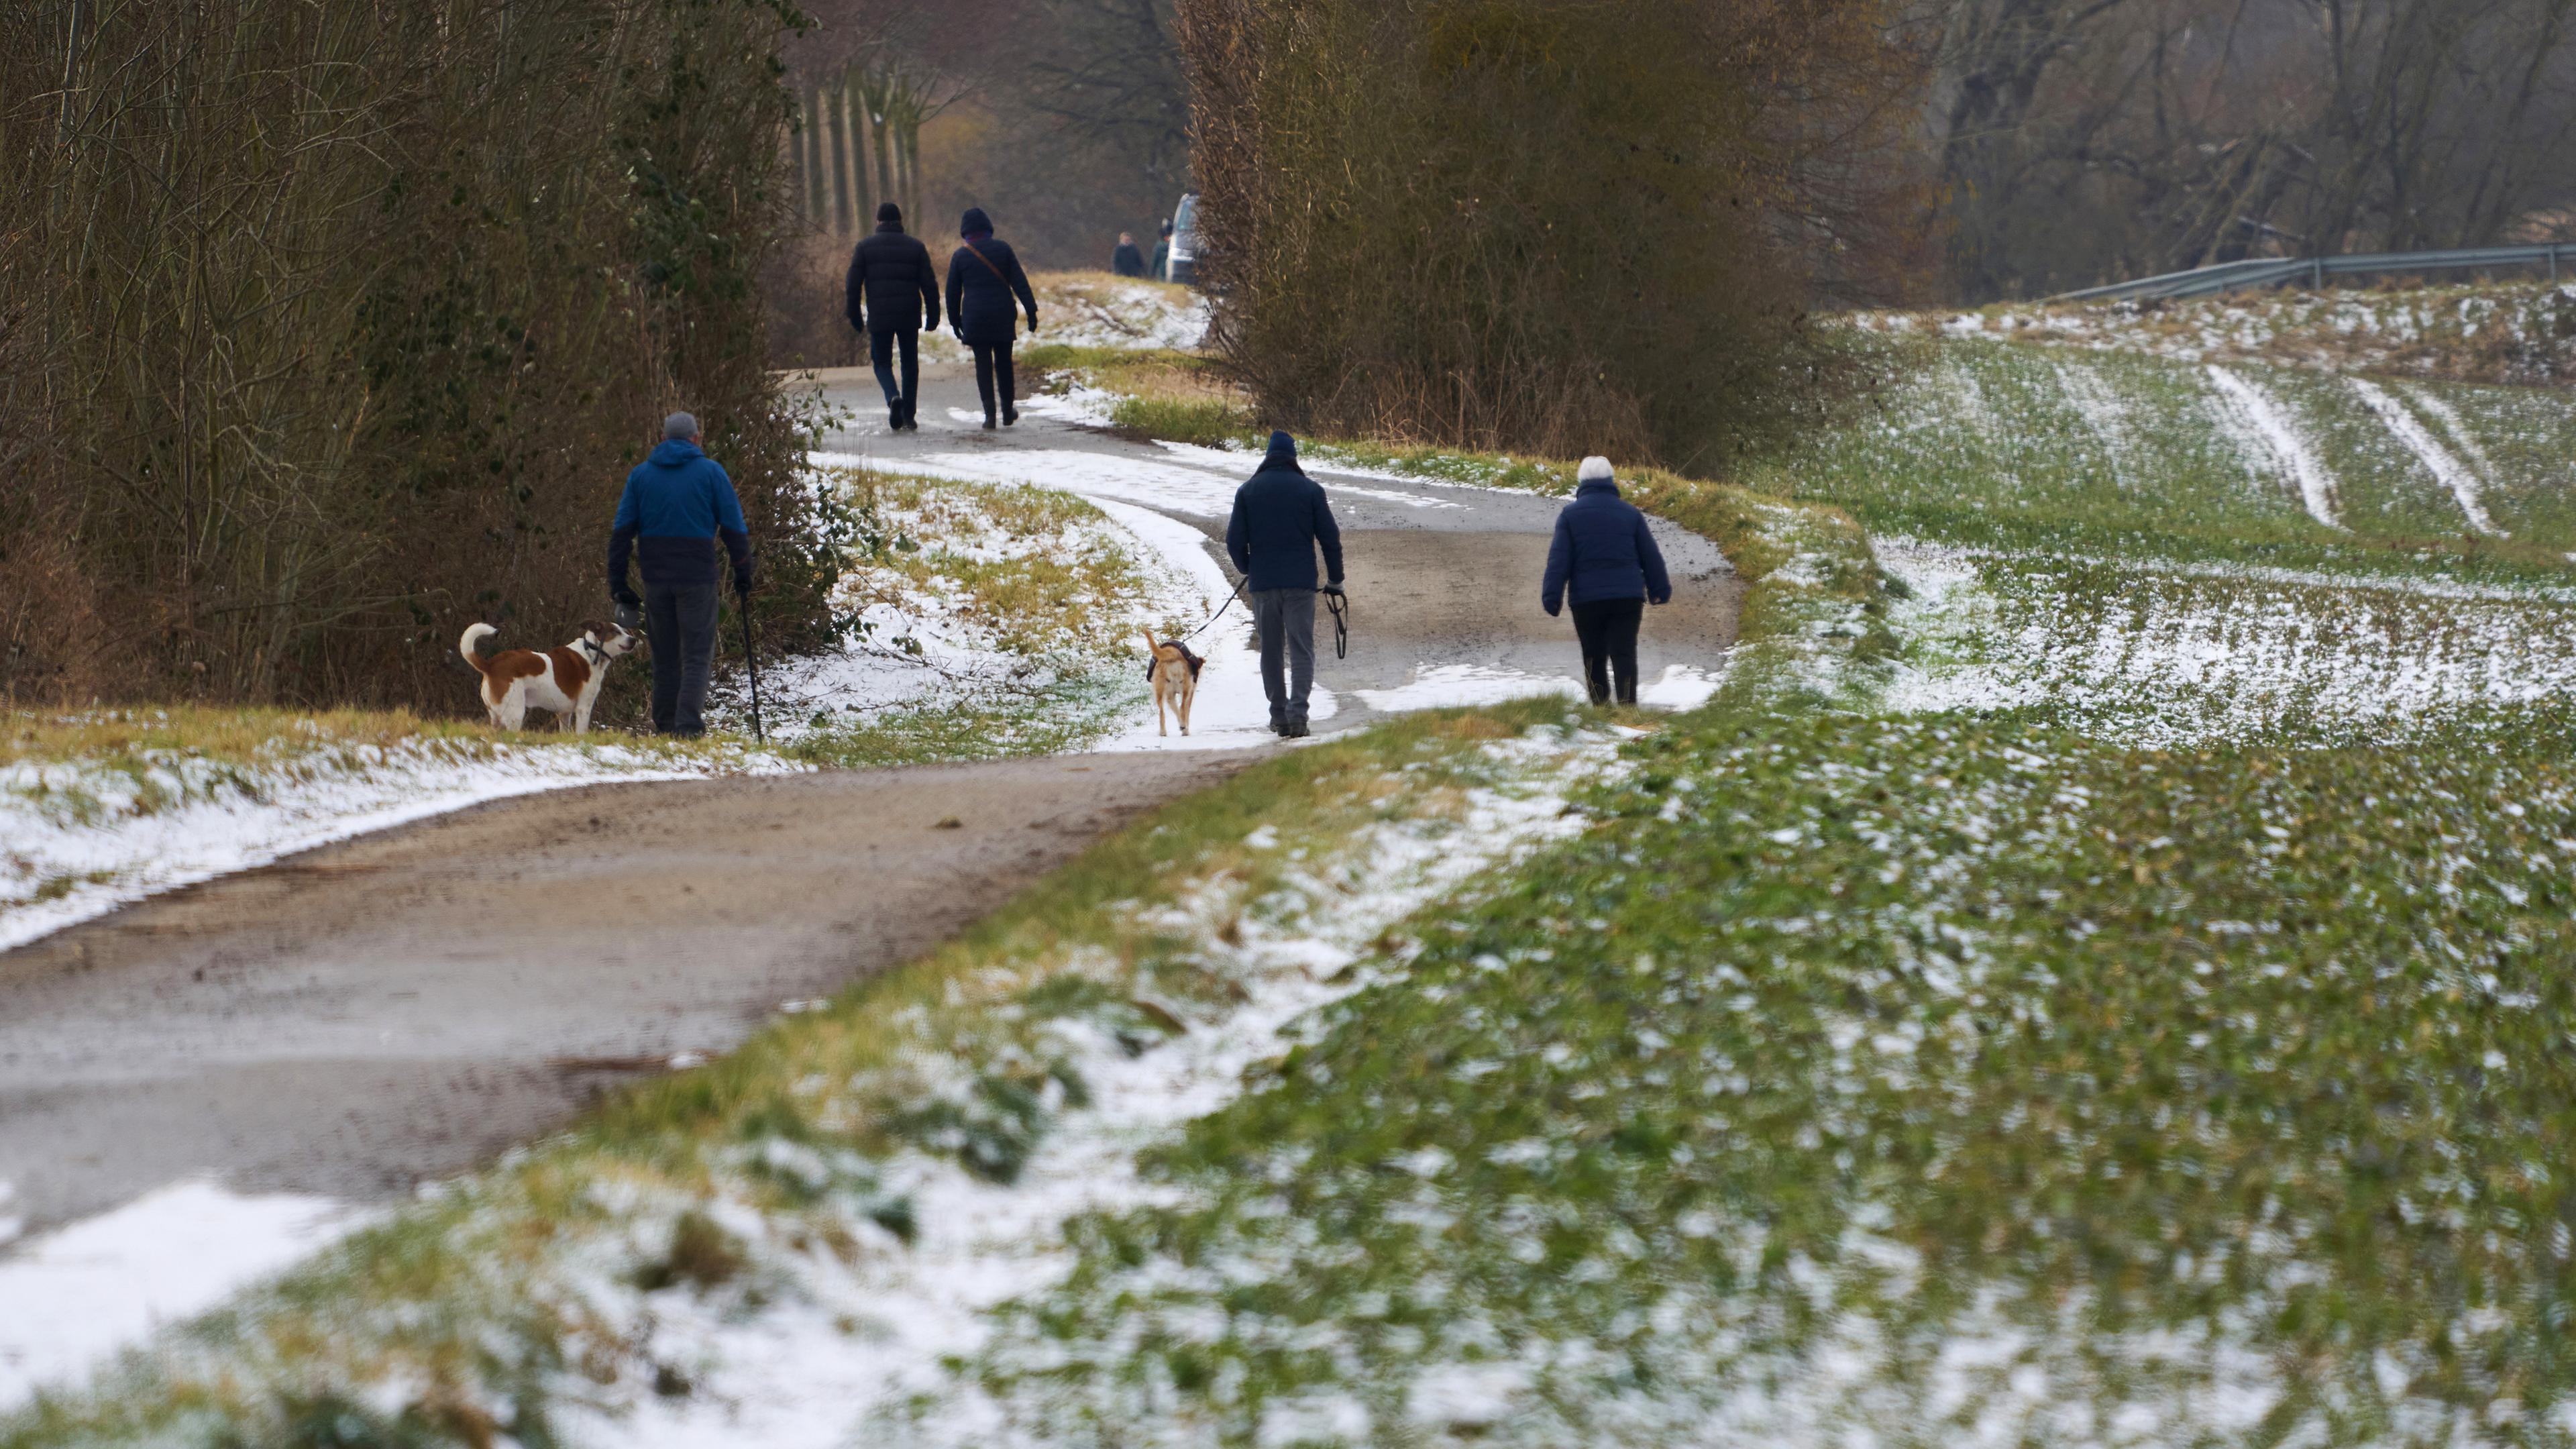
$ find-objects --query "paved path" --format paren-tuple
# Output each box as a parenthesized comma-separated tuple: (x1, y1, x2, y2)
(0, 362, 1737, 1233)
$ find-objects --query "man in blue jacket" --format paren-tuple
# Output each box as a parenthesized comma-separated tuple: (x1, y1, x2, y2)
(1542, 456, 1672, 707)
(608, 413, 754, 737)
(1225, 431, 1344, 737)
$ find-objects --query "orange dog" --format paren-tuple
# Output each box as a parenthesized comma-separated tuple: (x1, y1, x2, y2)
(1142, 631, 1205, 737)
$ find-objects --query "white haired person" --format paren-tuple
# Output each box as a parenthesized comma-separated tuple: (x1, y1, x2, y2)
(1539, 457, 1672, 706)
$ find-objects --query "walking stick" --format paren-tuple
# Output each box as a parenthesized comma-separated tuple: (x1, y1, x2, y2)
(737, 584, 767, 744)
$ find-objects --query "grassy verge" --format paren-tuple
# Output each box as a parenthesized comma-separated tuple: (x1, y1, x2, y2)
(1, 701, 1622, 1448)
(923, 702, 2576, 1445)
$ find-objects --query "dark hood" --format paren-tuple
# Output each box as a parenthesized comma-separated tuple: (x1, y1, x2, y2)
(875, 217, 906, 233)
(647, 439, 706, 468)
(960, 207, 993, 238)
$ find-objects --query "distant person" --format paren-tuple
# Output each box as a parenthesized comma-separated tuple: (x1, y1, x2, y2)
(610, 413, 754, 737)
(1112, 231, 1147, 278)
(1225, 431, 1344, 738)
(1540, 456, 1671, 707)
(946, 207, 1040, 429)
(845, 201, 941, 432)
(1150, 219, 1173, 280)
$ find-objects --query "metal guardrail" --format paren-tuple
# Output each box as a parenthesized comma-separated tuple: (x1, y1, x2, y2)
(2049, 244, 2576, 304)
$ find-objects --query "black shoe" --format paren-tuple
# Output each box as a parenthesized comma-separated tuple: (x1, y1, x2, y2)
(1002, 406, 1019, 427)
(1285, 717, 1310, 739)
(897, 398, 916, 431)
(982, 415, 998, 431)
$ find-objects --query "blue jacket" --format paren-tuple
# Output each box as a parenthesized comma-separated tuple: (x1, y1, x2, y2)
(1226, 433, 1344, 592)
(608, 440, 753, 596)
(945, 209, 1038, 347)
(1542, 477, 1671, 614)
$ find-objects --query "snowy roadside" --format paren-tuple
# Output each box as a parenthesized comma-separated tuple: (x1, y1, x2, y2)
(0, 709, 1627, 1445)
(0, 735, 795, 955)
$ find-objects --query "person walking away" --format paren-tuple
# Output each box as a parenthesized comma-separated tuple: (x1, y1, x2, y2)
(1541, 456, 1671, 706)
(609, 413, 755, 737)
(1112, 231, 1146, 278)
(945, 207, 1039, 429)
(845, 202, 942, 431)
(1225, 431, 1344, 737)
(1150, 219, 1173, 280)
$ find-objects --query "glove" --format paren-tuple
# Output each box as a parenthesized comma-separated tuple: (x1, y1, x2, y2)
(613, 596, 640, 633)
(734, 568, 755, 598)
(1321, 582, 1345, 596)
(613, 586, 641, 610)
(1026, 314, 1040, 333)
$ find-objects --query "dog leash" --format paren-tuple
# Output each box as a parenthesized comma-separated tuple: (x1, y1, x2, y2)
(1325, 587, 1350, 660)
(1175, 576, 1248, 644)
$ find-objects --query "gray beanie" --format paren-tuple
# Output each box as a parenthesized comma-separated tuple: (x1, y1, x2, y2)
(663, 411, 699, 441)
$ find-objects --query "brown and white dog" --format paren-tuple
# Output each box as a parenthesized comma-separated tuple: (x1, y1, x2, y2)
(459, 621, 637, 733)
(1142, 631, 1205, 737)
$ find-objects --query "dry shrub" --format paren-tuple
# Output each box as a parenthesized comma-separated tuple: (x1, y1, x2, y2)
(1175, 0, 1928, 472)
(0, 0, 834, 712)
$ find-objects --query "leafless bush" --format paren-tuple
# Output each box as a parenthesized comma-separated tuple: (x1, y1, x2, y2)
(0, 0, 829, 710)
(1173, 0, 1929, 474)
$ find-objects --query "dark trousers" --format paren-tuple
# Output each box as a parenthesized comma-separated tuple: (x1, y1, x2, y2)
(1252, 588, 1318, 725)
(971, 341, 1016, 421)
(644, 580, 720, 736)
(869, 327, 919, 415)
(1570, 596, 1644, 706)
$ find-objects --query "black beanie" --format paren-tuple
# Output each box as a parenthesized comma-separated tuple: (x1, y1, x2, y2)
(876, 201, 902, 225)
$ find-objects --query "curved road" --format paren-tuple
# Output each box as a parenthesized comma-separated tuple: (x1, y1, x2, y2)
(0, 364, 1737, 1234)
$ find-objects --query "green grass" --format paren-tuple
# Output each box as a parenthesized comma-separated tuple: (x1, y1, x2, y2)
(929, 704, 2576, 1445)
(1108, 394, 1257, 447)
(1761, 339, 2576, 587)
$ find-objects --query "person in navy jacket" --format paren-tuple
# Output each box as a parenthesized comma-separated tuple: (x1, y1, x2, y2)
(608, 412, 753, 736)
(1226, 431, 1344, 737)
(944, 207, 1039, 429)
(1541, 456, 1671, 706)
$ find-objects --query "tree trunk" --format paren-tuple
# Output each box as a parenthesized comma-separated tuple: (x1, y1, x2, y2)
(825, 80, 854, 235)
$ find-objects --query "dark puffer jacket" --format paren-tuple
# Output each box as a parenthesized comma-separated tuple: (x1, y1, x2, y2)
(1225, 432, 1345, 592)
(945, 208, 1038, 347)
(1541, 472, 1672, 615)
(845, 219, 941, 334)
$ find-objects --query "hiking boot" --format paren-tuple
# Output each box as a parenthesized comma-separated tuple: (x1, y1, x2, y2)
(1284, 720, 1311, 739)
(888, 401, 904, 431)
(1002, 405, 1019, 427)
(982, 413, 999, 431)
(898, 398, 916, 431)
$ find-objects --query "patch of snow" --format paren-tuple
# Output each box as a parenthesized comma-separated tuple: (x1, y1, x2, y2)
(1355, 665, 1584, 712)
(0, 1179, 372, 1412)
(2347, 378, 2500, 535)
(2204, 366, 2343, 527)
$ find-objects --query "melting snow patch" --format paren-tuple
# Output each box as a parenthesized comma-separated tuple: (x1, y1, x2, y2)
(2347, 378, 2500, 535)
(0, 1179, 371, 1412)
(2204, 366, 2342, 527)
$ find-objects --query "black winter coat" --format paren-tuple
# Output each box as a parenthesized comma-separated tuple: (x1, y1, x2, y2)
(846, 223, 941, 334)
(1112, 241, 1146, 277)
(946, 215, 1038, 346)
(1226, 433, 1345, 592)
(1542, 478, 1672, 615)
